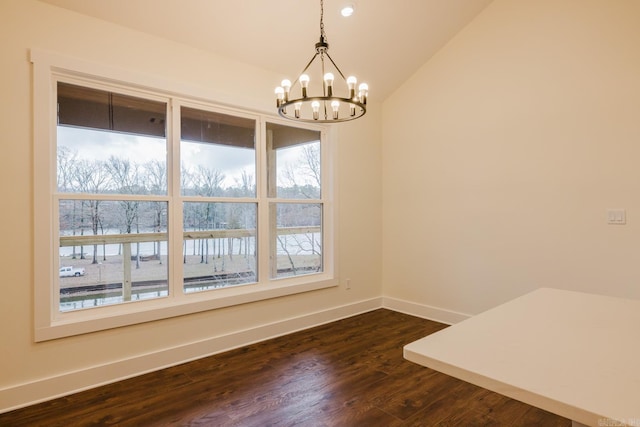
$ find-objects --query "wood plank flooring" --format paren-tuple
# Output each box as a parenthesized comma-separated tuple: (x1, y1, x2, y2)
(0, 309, 570, 426)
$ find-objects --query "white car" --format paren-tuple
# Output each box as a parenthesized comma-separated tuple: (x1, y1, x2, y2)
(59, 266, 86, 277)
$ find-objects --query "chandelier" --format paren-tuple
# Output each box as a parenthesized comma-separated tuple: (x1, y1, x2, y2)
(275, 0, 368, 123)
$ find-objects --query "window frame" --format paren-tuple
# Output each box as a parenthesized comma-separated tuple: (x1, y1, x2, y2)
(32, 49, 338, 342)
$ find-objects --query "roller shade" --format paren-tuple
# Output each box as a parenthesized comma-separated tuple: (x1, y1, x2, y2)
(57, 82, 166, 138)
(181, 106, 255, 149)
(266, 122, 320, 149)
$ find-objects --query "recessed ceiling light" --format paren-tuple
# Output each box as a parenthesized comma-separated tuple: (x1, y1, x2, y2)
(341, 4, 355, 17)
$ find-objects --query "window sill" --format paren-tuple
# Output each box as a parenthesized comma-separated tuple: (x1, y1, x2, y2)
(36, 276, 338, 342)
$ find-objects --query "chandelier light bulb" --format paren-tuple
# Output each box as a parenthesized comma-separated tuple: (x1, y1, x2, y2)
(324, 72, 334, 84)
(294, 102, 302, 119)
(358, 82, 368, 104)
(281, 79, 292, 101)
(300, 74, 310, 98)
(331, 100, 340, 119)
(324, 72, 335, 97)
(275, 86, 284, 107)
(311, 100, 320, 120)
(347, 76, 357, 98)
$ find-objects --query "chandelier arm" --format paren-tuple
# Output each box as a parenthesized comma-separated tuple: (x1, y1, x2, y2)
(323, 51, 348, 81)
(320, 54, 329, 119)
(320, 52, 327, 96)
(291, 52, 321, 87)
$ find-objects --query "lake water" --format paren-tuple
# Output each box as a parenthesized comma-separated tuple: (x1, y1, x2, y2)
(59, 233, 321, 258)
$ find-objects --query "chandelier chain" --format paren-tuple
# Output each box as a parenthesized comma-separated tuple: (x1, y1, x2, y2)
(320, 0, 326, 40)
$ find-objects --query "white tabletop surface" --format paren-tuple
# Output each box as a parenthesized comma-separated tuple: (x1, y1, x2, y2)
(403, 288, 640, 426)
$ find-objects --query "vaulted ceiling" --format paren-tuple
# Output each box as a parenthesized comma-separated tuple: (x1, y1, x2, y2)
(39, 0, 493, 101)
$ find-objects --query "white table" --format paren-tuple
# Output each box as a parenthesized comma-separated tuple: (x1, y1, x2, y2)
(403, 288, 640, 427)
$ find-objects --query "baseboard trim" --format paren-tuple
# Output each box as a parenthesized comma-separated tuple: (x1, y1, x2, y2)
(0, 297, 382, 414)
(382, 296, 471, 325)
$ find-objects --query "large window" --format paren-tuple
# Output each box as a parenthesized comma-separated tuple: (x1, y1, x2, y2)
(32, 51, 336, 341)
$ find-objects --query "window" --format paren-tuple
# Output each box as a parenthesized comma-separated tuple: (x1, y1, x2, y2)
(56, 82, 170, 311)
(180, 107, 257, 292)
(266, 123, 323, 279)
(32, 51, 336, 341)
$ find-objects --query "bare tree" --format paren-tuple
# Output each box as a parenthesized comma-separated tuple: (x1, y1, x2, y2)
(281, 142, 321, 199)
(56, 146, 78, 192)
(300, 143, 321, 189)
(231, 169, 255, 197)
(57, 147, 81, 257)
(106, 156, 143, 268)
(191, 165, 225, 197)
(145, 160, 167, 263)
(73, 159, 111, 263)
(185, 166, 225, 265)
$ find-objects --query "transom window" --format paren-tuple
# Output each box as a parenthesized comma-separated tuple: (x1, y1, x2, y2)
(32, 51, 335, 340)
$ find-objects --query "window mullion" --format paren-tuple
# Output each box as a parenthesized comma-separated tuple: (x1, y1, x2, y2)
(256, 119, 270, 284)
(169, 99, 184, 300)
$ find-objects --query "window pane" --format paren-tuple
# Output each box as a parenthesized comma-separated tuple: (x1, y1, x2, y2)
(266, 123, 321, 199)
(181, 107, 256, 197)
(183, 202, 257, 292)
(57, 83, 167, 195)
(58, 199, 168, 312)
(271, 203, 322, 279)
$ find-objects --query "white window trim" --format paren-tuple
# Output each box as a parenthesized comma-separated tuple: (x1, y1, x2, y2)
(32, 49, 338, 342)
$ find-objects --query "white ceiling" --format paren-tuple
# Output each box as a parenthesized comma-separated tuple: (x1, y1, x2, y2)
(39, 0, 493, 101)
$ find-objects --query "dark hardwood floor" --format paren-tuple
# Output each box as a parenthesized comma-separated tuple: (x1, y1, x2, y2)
(0, 309, 570, 426)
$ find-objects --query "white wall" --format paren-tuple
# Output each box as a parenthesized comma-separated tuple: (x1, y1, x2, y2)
(383, 0, 640, 316)
(0, 0, 382, 411)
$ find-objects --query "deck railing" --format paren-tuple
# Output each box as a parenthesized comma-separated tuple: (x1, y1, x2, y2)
(59, 227, 321, 302)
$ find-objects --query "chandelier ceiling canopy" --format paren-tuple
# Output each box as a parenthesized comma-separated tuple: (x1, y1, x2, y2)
(275, 0, 368, 123)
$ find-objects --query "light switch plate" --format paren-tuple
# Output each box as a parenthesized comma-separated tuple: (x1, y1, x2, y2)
(607, 209, 626, 225)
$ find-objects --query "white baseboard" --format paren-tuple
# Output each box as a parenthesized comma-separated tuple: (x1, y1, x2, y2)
(0, 298, 382, 414)
(1, 297, 470, 414)
(382, 296, 471, 325)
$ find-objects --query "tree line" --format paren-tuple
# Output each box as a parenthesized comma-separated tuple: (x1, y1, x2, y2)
(57, 145, 322, 272)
